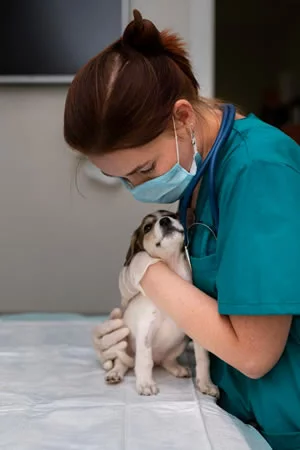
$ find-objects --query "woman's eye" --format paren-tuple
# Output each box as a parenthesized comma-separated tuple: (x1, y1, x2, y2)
(140, 163, 155, 175)
(144, 224, 152, 234)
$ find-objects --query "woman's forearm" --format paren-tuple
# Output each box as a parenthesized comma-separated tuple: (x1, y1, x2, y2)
(140, 262, 244, 370)
(140, 262, 291, 378)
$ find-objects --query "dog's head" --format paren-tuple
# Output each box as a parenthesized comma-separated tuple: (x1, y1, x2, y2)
(124, 210, 184, 266)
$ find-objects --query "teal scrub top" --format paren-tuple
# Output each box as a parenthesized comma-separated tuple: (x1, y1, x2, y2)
(188, 114, 300, 450)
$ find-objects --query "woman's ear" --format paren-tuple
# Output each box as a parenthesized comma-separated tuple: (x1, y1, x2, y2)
(124, 227, 144, 266)
(173, 99, 196, 129)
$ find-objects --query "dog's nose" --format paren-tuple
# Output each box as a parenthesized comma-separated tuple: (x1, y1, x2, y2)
(159, 217, 172, 228)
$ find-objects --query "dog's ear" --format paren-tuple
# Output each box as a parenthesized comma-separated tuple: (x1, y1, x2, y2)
(124, 226, 144, 266)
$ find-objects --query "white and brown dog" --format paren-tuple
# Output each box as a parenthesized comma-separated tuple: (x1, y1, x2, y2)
(105, 210, 219, 397)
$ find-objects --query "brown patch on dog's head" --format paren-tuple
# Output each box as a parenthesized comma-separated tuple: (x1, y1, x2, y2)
(124, 226, 144, 266)
(124, 213, 158, 266)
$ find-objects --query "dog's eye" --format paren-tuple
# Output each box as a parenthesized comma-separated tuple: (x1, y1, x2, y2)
(144, 223, 152, 234)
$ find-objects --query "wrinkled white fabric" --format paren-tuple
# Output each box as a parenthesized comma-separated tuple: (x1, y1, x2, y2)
(118, 252, 161, 307)
(0, 320, 271, 450)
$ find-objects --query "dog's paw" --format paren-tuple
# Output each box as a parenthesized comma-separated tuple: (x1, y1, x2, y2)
(136, 379, 159, 396)
(105, 369, 124, 385)
(162, 361, 191, 378)
(196, 379, 220, 398)
(173, 365, 191, 378)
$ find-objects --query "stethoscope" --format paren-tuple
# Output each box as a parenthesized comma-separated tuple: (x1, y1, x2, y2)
(178, 104, 236, 264)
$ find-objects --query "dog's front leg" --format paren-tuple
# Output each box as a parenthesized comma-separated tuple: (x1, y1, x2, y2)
(135, 314, 159, 396)
(105, 357, 129, 384)
(193, 342, 219, 398)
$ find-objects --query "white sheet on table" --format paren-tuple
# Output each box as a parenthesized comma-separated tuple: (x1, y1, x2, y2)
(0, 321, 271, 450)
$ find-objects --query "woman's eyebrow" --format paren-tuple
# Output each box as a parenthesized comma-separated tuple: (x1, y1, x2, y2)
(125, 161, 152, 176)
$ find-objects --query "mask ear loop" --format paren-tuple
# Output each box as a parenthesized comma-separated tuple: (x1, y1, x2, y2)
(172, 116, 180, 164)
(190, 128, 198, 154)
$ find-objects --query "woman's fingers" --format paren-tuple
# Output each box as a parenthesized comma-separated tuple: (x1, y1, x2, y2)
(101, 341, 128, 362)
(98, 327, 130, 351)
(92, 309, 130, 370)
(93, 318, 124, 339)
(94, 341, 128, 366)
(110, 308, 123, 320)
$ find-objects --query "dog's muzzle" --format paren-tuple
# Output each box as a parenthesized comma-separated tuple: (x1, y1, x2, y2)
(159, 217, 183, 236)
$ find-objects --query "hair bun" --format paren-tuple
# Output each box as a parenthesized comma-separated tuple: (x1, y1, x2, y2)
(122, 9, 164, 56)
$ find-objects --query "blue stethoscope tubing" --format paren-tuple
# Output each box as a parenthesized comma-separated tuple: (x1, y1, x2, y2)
(179, 103, 236, 245)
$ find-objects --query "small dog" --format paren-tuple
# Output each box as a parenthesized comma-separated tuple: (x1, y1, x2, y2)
(105, 210, 219, 397)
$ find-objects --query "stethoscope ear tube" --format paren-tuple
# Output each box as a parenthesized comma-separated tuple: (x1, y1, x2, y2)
(179, 104, 236, 246)
(208, 104, 236, 233)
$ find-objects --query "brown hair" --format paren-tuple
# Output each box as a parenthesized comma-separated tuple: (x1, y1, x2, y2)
(64, 9, 200, 156)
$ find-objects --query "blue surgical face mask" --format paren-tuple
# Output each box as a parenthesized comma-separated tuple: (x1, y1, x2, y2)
(123, 118, 201, 203)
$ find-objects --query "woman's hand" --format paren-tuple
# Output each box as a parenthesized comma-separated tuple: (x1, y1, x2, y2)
(93, 308, 131, 370)
(119, 251, 161, 308)
(93, 252, 161, 371)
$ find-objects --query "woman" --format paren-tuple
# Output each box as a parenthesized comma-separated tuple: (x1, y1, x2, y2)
(64, 10, 300, 450)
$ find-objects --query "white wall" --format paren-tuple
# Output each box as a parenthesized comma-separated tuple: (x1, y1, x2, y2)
(0, 0, 213, 314)
(0, 86, 150, 314)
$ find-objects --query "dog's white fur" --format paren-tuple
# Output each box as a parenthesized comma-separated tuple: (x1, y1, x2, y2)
(105, 210, 219, 397)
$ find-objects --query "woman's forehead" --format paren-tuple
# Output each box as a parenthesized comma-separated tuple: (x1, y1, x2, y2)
(91, 133, 170, 177)
(91, 145, 155, 178)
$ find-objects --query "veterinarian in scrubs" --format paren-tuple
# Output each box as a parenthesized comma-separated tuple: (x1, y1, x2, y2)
(64, 10, 300, 450)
